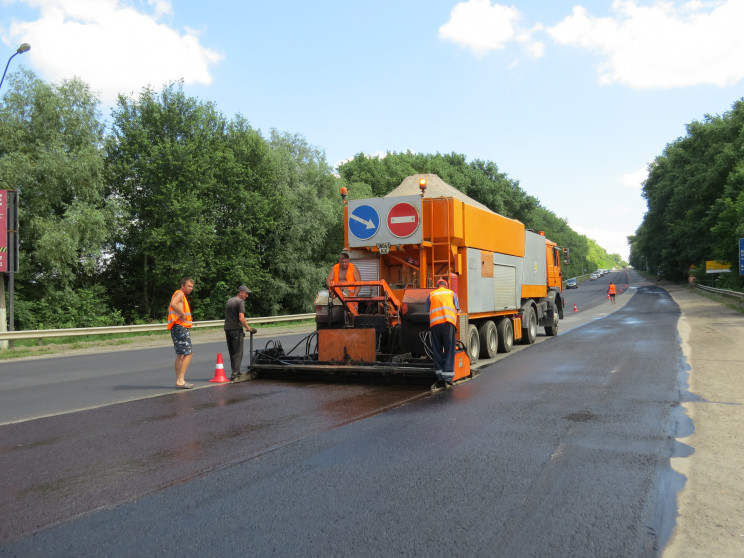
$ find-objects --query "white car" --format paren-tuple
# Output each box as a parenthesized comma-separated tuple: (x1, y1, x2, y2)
(590, 273, 599, 280)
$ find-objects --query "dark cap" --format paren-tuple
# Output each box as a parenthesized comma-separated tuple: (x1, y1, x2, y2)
(238, 285, 252, 294)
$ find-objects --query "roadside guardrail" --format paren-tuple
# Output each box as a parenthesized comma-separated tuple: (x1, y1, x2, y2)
(0, 313, 315, 343)
(696, 284, 744, 299)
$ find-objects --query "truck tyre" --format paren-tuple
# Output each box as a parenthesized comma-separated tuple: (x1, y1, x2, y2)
(478, 320, 498, 359)
(497, 318, 513, 353)
(545, 312, 559, 336)
(521, 306, 537, 345)
(465, 324, 479, 364)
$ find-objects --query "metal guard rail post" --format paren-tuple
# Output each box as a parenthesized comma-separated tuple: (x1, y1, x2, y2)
(0, 313, 315, 343)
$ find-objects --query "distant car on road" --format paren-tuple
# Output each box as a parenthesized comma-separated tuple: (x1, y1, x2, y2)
(566, 278, 578, 289)
(590, 273, 599, 280)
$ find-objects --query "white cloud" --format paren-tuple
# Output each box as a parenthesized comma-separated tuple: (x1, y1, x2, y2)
(571, 223, 631, 259)
(547, 0, 744, 89)
(439, 0, 543, 58)
(2, 0, 222, 105)
(147, 0, 172, 18)
(619, 166, 649, 189)
(439, 1, 744, 89)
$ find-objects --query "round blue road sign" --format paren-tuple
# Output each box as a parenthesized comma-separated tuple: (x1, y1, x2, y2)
(349, 204, 380, 241)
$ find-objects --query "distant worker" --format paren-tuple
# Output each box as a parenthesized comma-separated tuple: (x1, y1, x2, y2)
(168, 277, 195, 389)
(688, 275, 696, 289)
(426, 278, 461, 388)
(607, 281, 617, 304)
(224, 285, 257, 381)
(326, 252, 361, 295)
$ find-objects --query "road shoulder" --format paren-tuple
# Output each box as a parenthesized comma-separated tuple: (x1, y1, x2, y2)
(663, 284, 744, 557)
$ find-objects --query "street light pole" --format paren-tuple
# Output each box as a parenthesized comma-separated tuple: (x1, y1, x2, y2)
(0, 43, 30, 91)
(1, 44, 29, 348)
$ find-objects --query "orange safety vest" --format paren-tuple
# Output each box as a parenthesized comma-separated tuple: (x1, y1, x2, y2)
(429, 287, 458, 327)
(608, 284, 617, 295)
(167, 290, 193, 330)
(332, 262, 359, 295)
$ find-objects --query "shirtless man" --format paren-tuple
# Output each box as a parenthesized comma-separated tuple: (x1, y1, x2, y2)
(168, 278, 194, 389)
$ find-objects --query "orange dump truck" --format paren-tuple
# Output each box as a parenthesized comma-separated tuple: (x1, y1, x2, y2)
(250, 174, 565, 383)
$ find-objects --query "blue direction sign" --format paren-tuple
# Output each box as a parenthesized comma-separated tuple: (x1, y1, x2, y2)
(348, 204, 380, 241)
(740, 237, 744, 275)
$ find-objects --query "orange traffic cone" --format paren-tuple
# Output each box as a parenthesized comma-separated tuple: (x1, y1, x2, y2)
(573, 303, 578, 312)
(209, 353, 229, 383)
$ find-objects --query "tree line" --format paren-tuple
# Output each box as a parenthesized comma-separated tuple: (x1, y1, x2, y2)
(630, 97, 744, 289)
(1, 70, 618, 330)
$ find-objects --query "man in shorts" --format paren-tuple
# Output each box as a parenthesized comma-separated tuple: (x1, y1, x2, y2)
(168, 278, 195, 389)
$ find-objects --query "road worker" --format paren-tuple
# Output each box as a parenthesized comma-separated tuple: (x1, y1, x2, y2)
(225, 285, 257, 381)
(326, 252, 361, 295)
(168, 277, 195, 389)
(426, 278, 460, 387)
(608, 281, 617, 304)
(327, 252, 362, 314)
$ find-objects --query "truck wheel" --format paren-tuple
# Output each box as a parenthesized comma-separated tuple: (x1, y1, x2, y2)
(497, 318, 513, 353)
(465, 324, 479, 364)
(544, 312, 559, 336)
(478, 320, 498, 359)
(521, 306, 537, 345)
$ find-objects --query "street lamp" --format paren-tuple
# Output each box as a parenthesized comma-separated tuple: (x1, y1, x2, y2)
(0, 43, 28, 347)
(0, 43, 31, 91)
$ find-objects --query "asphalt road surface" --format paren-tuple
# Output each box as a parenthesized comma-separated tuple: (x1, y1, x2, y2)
(0, 270, 632, 426)
(0, 271, 693, 557)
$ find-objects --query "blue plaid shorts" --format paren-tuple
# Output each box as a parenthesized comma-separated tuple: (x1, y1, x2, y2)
(170, 324, 193, 356)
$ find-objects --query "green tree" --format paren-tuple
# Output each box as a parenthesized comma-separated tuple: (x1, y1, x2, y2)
(105, 83, 343, 320)
(259, 131, 343, 314)
(105, 83, 271, 320)
(633, 97, 744, 288)
(0, 69, 120, 328)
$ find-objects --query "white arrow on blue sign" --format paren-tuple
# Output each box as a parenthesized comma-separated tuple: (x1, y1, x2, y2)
(349, 204, 380, 241)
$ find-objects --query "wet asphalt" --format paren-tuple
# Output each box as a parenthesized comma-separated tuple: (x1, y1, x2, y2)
(0, 271, 687, 557)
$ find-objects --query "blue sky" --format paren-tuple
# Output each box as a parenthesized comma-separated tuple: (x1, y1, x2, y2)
(3, 0, 744, 261)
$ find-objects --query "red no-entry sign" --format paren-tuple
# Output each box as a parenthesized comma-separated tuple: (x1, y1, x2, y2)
(387, 202, 419, 238)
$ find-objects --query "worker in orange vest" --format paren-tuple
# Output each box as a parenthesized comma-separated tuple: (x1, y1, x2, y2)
(607, 281, 617, 304)
(326, 251, 361, 293)
(327, 252, 362, 313)
(168, 277, 195, 389)
(426, 278, 460, 387)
